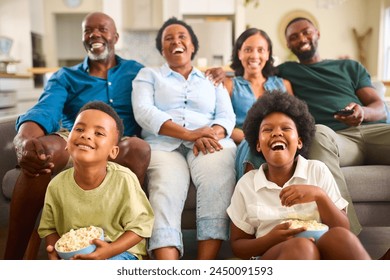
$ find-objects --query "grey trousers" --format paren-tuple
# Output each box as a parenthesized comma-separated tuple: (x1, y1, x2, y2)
(309, 123, 390, 234)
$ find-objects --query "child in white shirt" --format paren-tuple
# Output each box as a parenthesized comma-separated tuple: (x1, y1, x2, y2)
(227, 91, 370, 260)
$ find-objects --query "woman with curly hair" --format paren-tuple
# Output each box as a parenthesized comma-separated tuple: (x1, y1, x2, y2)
(227, 91, 370, 260)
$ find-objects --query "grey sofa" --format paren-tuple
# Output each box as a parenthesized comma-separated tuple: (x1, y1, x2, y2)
(1, 115, 390, 259)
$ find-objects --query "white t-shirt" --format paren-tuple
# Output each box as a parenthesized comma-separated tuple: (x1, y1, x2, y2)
(227, 155, 348, 238)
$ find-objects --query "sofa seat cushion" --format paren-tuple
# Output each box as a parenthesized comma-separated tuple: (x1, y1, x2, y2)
(358, 226, 390, 259)
(342, 165, 390, 202)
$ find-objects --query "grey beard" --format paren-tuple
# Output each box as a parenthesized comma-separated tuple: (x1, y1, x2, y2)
(87, 48, 109, 61)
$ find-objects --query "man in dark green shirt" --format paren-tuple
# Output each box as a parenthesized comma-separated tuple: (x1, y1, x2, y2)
(277, 17, 390, 235)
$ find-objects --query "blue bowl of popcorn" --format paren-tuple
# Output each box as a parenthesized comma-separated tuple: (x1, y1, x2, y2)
(286, 219, 329, 241)
(55, 226, 104, 260)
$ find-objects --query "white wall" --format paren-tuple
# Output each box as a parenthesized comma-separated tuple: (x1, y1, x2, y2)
(30, 0, 45, 34)
(42, 0, 103, 67)
(0, 0, 33, 73)
(0, 0, 387, 78)
(244, 0, 379, 76)
(56, 13, 88, 62)
(102, 0, 124, 49)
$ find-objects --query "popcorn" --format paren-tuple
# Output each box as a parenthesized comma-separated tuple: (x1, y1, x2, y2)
(55, 226, 102, 252)
(285, 219, 327, 230)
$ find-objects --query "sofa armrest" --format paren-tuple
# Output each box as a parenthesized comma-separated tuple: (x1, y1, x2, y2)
(0, 115, 18, 197)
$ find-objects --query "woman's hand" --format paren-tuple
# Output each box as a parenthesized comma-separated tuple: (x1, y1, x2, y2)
(185, 126, 218, 142)
(193, 137, 223, 156)
(279, 184, 323, 207)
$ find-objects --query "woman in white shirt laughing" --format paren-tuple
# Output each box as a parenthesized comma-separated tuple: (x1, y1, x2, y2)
(132, 17, 236, 260)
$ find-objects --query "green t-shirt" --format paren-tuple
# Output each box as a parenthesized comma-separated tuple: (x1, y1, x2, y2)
(38, 162, 154, 259)
(278, 59, 385, 131)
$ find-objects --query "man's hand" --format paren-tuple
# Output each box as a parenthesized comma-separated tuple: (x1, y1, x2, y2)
(334, 103, 364, 126)
(15, 137, 54, 177)
(14, 122, 54, 176)
(204, 67, 226, 86)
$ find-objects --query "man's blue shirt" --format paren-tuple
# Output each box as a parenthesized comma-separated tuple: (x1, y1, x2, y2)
(16, 56, 144, 136)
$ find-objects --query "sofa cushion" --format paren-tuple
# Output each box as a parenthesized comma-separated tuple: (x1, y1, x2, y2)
(354, 202, 390, 226)
(342, 165, 390, 202)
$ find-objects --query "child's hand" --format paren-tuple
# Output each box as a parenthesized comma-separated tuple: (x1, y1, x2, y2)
(72, 239, 109, 260)
(46, 244, 60, 260)
(269, 222, 307, 242)
(279, 184, 322, 207)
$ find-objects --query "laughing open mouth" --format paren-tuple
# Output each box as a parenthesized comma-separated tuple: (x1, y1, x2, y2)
(172, 47, 184, 54)
(271, 142, 286, 151)
(89, 42, 104, 51)
(299, 43, 311, 51)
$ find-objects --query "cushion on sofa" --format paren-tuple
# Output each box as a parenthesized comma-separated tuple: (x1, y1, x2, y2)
(342, 165, 390, 202)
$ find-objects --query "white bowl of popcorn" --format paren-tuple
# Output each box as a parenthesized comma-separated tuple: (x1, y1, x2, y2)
(285, 219, 329, 241)
(55, 226, 104, 260)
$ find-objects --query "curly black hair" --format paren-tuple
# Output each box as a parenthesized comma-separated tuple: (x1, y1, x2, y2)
(78, 101, 124, 144)
(155, 17, 199, 60)
(230, 28, 277, 77)
(243, 90, 316, 159)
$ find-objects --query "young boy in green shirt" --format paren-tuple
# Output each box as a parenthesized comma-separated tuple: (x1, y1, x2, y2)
(38, 101, 154, 260)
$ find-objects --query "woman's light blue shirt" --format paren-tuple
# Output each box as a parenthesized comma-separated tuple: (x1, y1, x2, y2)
(132, 63, 236, 151)
(232, 76, 286, 129)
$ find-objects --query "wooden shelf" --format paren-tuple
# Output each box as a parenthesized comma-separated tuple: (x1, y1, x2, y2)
(27, 67, 59, 75)
(0, 73, 32, 79)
